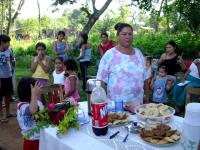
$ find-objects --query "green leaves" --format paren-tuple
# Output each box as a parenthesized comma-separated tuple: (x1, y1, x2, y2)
(57, 107, 80, 135)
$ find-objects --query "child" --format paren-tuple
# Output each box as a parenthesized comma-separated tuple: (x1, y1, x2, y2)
(64, 59, 80, 103)
(151, 65, 174, 103)
(0, 35, 15, 123)
(144, 56, 152, 103)
(31, 42, 51, 103)
(17, 77, 44, 150)
(52, 57, 65, 85)
(53, 31, 69, 61)
(51, 57, 65, 103)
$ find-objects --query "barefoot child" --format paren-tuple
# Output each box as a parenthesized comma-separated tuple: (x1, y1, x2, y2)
(17, 77, 44, 150)
(0, 35, 15, 123)
(64, 59, 80, 103)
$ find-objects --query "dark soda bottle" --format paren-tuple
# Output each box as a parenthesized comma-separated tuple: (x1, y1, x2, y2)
(91, 81, 108, 136)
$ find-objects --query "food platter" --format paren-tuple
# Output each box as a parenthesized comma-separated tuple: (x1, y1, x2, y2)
(135, 103, 175, 124)
(140, 124, 181, 147)
(108, 112, 129, 127)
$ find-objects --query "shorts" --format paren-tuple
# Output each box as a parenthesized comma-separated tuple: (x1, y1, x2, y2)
(0, 77, 13, 100)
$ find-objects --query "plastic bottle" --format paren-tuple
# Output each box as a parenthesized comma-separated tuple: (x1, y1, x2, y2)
(91, 81, 108, 136)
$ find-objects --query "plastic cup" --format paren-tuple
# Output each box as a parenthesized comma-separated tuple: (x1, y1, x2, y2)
(115, 99, 124, 112)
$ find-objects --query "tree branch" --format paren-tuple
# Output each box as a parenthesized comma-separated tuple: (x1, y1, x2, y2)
(98, 0, 112, 15)
(91, 0, 96, 12)
(12, 0, 25, 23)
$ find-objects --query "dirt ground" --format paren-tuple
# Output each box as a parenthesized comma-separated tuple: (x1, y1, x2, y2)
(0, 101, 23, 150)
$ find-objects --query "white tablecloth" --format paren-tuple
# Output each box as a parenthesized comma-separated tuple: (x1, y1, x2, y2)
(39, 102, 184, 150)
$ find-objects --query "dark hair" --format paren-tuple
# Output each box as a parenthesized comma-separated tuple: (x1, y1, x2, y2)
(57, 31, 65, 37)
(64, 58, 78, 73)
(157, 65, 166, 72)
(0, 34, 11, 45)
(114, 23, 133, 35)
(36, 42, 46, 50)
(54, 57, 64, 63)
(79, 33, 88, 48)
(17, 77, 37, 102)
(101, 32, 108, 37)
(166, 40, 177, 48)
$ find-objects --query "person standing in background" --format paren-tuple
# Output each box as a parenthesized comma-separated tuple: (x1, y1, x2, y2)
(98, 32, 115, 58)
(53, 31, 69, 62)
(0, 35, 16, 123)
(77, 33, 92, 91)
(31, 42, 51, 104)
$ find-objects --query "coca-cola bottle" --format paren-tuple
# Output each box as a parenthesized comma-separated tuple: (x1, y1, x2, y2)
(91, 81, 108, 136)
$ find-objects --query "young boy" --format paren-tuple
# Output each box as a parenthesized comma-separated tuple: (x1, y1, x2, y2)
(0, 34, 15, 123)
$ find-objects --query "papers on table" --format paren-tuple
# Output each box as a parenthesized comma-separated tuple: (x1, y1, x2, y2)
(177, 80, 191, 86)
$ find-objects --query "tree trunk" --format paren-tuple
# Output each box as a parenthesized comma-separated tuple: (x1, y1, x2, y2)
(82, 0, 112, 34)
(6, 0, 25, 35)
(36, 0, 41, 38)
(154, 0, 164, 32)
(1, 1, 5, 34)
(6, 0, 12, 35)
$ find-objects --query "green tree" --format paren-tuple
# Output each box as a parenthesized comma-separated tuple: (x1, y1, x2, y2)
(52, 0, 112, 34)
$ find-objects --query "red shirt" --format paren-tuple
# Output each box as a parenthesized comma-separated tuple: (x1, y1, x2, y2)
(98, 40, 114, 54)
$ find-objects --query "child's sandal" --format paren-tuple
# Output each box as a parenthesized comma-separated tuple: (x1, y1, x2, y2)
(0, 118, 9, 123)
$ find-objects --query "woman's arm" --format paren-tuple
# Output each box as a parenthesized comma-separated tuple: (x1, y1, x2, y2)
(178, 56, 187, 72)
(30, 81, 41, 114)
(38, 56, 51, 73)
(98, 46, 104, 58)
(64, 76, 76, 97)
(158, 53, 166, 64)
(193, 59, 200, 76)
(53, 41, 59, 55)
(150, 76, 155, 89)
(31, 56, 38, 73)
(77, 44, 86, 60)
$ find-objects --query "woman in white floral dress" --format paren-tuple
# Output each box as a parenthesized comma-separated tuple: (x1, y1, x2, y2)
(96, 23, 148, 112)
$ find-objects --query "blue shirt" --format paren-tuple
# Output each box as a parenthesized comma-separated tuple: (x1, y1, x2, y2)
(79, 48, 91, 62)
(153, 75, 168, 103)
(56, 42, 68, 61)
(0, 48, 12, 78)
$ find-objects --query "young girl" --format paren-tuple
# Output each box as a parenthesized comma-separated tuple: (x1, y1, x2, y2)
(31, 42, 51, 103)
(53, 31, 69, 61)
(151, 65, 174, 103)
(64, 59, 80, 103)
(17, 77, 44, 150)
(76, 33, 92, 91)
(52, 57, 65, 86)
(51, 57, 65, 103)
(144, 56, 152, 103)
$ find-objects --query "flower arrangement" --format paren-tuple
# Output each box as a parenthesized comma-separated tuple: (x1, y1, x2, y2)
(24, 100, 80, 139)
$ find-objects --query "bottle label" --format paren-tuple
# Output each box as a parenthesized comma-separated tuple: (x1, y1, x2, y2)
(91, 102, 108, 128)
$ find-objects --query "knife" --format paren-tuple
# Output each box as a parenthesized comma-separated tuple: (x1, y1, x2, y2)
(109, 131, 120, 139)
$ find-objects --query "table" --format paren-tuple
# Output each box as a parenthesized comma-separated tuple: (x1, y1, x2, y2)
(39, 102, 184, 150)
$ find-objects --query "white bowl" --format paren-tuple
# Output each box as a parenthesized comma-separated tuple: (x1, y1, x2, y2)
(135, 104, 175, 124)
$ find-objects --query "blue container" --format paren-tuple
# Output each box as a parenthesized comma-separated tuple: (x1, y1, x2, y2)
(115, 99, 124, 112)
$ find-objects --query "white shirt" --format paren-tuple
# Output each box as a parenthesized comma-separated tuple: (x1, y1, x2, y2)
(189, 59, 200, 79)
(53, 70, 65, 85)
(17, 101, 44, 140)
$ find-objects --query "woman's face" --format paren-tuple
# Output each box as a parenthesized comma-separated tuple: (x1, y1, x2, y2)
(36, 46, 45, 56)
(118, 27, 133, 48)
(166, 44, 175, 55)
(79, 37, 84, 45)
(101, 35, 108, 43)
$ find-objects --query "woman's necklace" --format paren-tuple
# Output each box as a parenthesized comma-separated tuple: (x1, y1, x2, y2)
(117, 45, 135, 55)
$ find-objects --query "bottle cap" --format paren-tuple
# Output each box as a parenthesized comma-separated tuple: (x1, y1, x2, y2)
(96, 80, 101, 87)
